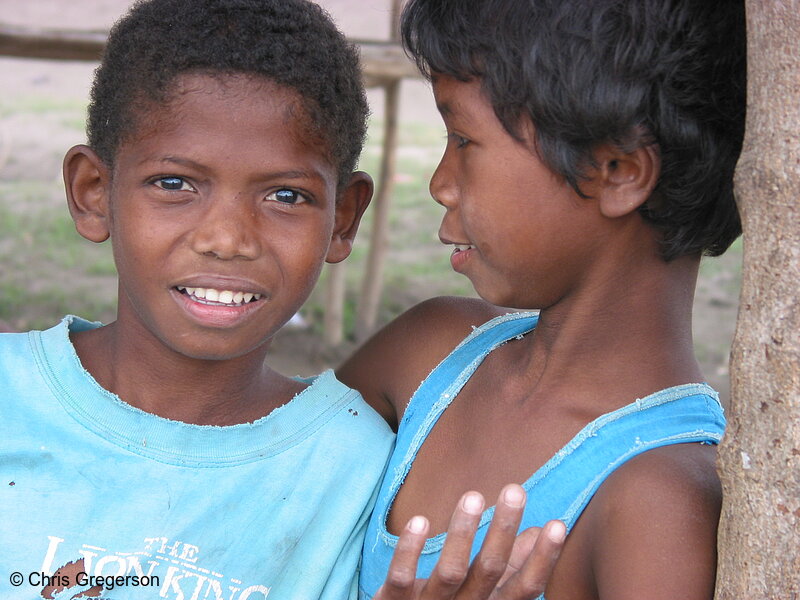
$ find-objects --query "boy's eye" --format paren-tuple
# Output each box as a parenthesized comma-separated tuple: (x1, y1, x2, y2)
(154, 177, 195, 192)
(447, 133, 471, 149)
(267, 189, 307, 205)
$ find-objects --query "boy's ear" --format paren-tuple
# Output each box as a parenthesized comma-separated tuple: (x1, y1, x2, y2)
(326, 171, 373, 264)
(63, 144, 112, 243)
(584, 143, 660, 219)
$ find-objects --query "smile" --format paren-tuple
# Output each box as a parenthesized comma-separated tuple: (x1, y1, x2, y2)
(176, 286, 262, 307)
(449, 244, 475, 273)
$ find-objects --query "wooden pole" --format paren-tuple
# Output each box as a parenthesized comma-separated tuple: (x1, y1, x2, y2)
(0, 24, 419, 81)
(323, 262, 347, 346)
(354, 0, 404, 341)
(0, 24, 105, 61)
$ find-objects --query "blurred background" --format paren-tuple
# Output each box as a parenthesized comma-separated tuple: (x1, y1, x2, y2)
(0, 0, 740, 403)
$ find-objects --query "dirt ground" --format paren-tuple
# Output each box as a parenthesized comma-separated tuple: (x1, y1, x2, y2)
(0, 0, 740, 403)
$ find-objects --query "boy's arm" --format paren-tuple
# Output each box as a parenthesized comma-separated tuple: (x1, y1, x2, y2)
(558, 444, 721, 600)
(337, 296, 503, 429)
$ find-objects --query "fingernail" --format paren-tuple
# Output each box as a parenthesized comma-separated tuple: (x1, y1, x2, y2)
(503, 485, 525, 508)
(547, 520, 566, 542)
(462, 492, 484, 515)
(408, 515, 427, 533)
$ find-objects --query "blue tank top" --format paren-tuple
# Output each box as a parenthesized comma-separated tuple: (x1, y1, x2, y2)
(358, 311, 725, 599)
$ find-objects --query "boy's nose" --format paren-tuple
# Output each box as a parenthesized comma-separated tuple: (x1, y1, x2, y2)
(189, 195, 261, 260)
(429, 159, 458, 209)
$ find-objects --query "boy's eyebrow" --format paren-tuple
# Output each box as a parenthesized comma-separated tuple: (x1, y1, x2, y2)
(147, 156, 207, 170)
(435, 101, 453, 117)
(149, 157, 326, 181)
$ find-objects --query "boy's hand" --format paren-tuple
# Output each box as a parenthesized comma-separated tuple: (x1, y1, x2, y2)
(375, 484, 566, 600)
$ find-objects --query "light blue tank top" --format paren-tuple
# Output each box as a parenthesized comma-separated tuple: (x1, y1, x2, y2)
(358, 311, 725, 599)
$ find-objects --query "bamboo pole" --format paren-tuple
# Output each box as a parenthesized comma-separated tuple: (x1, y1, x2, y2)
(354, 0, 404, 341)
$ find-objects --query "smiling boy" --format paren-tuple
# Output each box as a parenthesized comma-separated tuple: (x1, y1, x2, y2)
(65, 73, 352, 425)
(0, 1, 392, 598)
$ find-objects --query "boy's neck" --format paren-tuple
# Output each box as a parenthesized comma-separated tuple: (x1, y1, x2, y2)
(70, 320, 303, 426)
(512, 252, 703, 411)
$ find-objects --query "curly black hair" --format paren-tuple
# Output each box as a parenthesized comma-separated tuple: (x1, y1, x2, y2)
(401, 0, 746, 260)
(88, 0, 368, 186)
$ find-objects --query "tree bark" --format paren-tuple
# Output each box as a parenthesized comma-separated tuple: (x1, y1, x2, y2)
(715, 2, 800, 598)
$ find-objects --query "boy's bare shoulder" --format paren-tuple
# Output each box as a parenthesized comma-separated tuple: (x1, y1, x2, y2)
(607, 442, 721, 496)
(595, 443, 722, 532)
(337, 296, 504, 428)
(389, 296, 505, 341)
(560, 443, 721, 600)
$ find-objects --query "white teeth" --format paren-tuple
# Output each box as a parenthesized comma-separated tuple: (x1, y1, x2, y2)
(176, 286, 262, 305)
(453, 244, 473, 252)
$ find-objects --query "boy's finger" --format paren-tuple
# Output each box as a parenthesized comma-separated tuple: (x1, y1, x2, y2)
(502, 527, 539, 583)
(375, 515, 429, 600)
(457, 484, 527, 597)
(498, 520, 566, 600)
(422, 491, 485, 598)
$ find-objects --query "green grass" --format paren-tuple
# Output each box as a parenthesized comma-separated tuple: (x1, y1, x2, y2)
(0, 181, 59, 210)
(0, 181, 117, 329)
(85, 258, 118, 277)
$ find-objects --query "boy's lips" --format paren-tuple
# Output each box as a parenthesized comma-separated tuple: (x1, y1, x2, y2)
(170, 278, 269, 327)
(445, 241, 475, 273)
(176, 285, 262, 306)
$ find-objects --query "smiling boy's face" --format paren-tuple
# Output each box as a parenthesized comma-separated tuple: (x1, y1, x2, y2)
(68, 73, 369, 362)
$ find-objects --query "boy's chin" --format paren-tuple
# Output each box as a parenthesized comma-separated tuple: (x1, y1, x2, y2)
(153, 319, 280, 363)
(471, 282, 523, 310)
(169, 337, 273, 362)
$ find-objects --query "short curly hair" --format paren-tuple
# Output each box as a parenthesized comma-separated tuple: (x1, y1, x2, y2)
(88, 0, 368, 186)
(402, 0, 746, 260)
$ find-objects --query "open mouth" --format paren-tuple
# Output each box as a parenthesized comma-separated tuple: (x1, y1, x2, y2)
(176, 286, 262, 307)
(449, 243, 475, 273)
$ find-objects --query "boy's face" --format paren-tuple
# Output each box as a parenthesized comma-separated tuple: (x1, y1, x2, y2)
(429, 74, 605, 309)
(68, 74, 369, 361)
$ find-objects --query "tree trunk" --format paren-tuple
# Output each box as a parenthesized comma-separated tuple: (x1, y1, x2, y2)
(715, 2, 800, 599)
